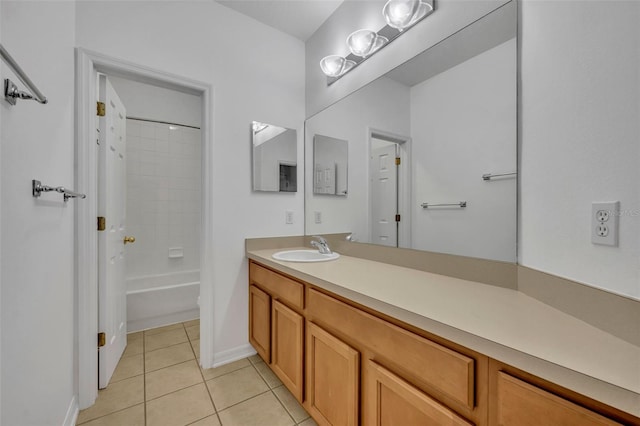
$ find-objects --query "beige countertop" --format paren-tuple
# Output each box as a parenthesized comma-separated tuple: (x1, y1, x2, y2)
(247, 247, 640, 417)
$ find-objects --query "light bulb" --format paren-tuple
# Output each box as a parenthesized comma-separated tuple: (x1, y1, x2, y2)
(382, 0, 432, 31)
(346, 29, 388, 57)
(320, 55, 356, 78)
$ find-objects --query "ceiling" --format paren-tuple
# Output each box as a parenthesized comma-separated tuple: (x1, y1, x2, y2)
(216, 0, 343, 42)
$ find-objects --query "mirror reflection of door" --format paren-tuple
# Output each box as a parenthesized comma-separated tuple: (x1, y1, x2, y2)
(370, 138, 399, 247)
(313, 134, 348, 196)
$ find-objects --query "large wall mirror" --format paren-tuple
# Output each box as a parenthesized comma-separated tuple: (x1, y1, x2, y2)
(252, 121, 297, 192)
(305, 2, 517, 262)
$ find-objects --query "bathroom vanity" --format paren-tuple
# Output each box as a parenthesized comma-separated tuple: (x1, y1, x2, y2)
(246, 245, 640, 426)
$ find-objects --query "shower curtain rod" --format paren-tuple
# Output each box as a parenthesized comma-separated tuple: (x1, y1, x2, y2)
(127, 116, 200, 130)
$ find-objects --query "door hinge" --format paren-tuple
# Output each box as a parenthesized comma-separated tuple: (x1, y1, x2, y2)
(98, 332, 106, 348)
(97, 101, 106, 117)
(97, 216, 106, 231)
(395, 157, 401, 165)
(395, 214, 401, 222)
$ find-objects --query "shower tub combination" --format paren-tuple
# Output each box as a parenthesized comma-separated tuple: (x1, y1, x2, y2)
(126, 270, 200, 332)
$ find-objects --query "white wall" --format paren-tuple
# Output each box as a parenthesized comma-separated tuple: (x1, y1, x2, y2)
(125, 119, 201, 280)
(305, 0, 509, 116)
(76, 1, 306, 362)
(109, 76, 202, 128)
(411, 39, 516, 262)
(1, 2, 77, 425)
(305, 77, 410, 240)
(519, 1, 640, 299)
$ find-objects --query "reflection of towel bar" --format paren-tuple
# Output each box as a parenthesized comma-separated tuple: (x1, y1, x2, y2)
(32, 180, 86, 202)
(421, 201, 467, 208)
(482, 172, 517, 181)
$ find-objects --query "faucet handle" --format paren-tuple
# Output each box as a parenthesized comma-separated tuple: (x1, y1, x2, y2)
(311, 235, 327, 243)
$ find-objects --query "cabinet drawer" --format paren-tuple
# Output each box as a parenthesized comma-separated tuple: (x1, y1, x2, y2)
(365, 360, 472, 426)
(308, 288, 475, 409)
(496, 372, 621, 426)
(250, 262, 304, 310)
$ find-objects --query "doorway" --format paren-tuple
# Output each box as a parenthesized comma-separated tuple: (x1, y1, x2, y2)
(368, 129, 411, 248)
(76, 49, 214, 409)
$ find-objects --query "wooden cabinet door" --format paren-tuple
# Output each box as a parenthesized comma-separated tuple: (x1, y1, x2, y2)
(249, 285, 271, 363)
(364, 360, 473, 426)
(306, 322, 359, 426)
(271, 300, 304, 402)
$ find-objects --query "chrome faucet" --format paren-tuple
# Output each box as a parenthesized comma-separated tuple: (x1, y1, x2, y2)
(310, 236, 332, 254)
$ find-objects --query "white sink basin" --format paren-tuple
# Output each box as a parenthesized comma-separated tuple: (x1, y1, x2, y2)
(272, 249, 340, 263)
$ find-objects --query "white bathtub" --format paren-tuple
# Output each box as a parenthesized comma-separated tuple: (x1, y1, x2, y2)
(127, 270, 200, 332)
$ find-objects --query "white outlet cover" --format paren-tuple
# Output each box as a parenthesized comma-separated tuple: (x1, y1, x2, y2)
(314, 211, 322, 224)
(285, 210, 294, 224)
(591, 201, 619, 246)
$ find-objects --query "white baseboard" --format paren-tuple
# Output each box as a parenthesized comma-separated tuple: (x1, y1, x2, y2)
(211, 343, 257, 368)
(127, 309, 200, 333)
(63, 395, 79, 426)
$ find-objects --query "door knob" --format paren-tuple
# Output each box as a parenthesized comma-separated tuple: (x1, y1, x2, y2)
(124, 236, 136, 244)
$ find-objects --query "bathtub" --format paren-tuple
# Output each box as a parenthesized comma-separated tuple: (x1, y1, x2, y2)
(127, 270, 200, 332)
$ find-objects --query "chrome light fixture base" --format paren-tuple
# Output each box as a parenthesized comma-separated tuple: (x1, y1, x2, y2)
(323, 0, 434, 85)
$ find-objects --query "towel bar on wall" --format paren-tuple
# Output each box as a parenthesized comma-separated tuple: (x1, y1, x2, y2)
(482, 172, 517, 181)
(32, 180, 86, 202)
(1, 44, 48, 105)
(421, 201, 467, 208)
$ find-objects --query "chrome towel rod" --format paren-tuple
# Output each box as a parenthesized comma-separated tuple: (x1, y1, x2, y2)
(482, 172, 517, 181)
(421, 201, 467, 208)
(32, 180, 86, 202)
(1, 44, 48, 105)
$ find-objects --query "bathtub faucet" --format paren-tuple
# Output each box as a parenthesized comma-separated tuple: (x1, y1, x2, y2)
(310, 236, 332, 255)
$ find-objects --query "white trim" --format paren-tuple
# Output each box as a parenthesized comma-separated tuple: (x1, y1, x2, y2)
(127, 309, 200, 333)
(213, 344, 258, 368)
(75, 48, 215, 409)
(63, 396, 79, 426)
(367, 127, 412, 248)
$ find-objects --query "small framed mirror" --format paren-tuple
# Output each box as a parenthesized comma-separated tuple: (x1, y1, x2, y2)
(252, 121, 297, 192)
(313, 134, 348, 196)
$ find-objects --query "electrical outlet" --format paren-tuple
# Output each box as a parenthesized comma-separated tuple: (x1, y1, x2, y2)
(314, 211, 322, 224)
(591, 201, 619, 246)
(285, 210, 294, 224)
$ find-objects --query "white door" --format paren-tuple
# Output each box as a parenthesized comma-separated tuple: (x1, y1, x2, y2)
(370, 142, 398, 247)
(314, 163, 337, 194)
(98, 75, 128, 388)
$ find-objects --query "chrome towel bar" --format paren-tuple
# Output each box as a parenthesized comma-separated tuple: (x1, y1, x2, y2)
(32, 180, 86, 202)
(482, 172, 517, 181)
(1, 44, 48, 105)
(421, 201, 467, 208)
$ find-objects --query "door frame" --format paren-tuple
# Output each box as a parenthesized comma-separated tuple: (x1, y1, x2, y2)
(367, 128, 412, 248)
(75, 48, 214, 409)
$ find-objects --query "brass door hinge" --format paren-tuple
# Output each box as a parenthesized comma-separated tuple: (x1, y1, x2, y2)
(98, 332, 106, 348)
(395, 214, 401, 222)
(97, 101, 106, 117)
(395, 157, 401, 165)
(97, 216, 106, 231)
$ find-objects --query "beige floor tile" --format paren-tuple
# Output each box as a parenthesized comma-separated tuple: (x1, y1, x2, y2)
(146, 342, 194, 372)
(218, 392, 294, 426)
(298, 417, 318, 426)
(248, 354, 263, 364)
(183, 319, 200, 328)
(127, 332, 143, 342)
(191, 339, 200, 360)
(77, 404, 144, 426)
(201, 358, 250, 381)
(206, 366, 269, 410)
(273, 385, 309, 423)
(185, 324, 200, 340)
(254, 360, 283, 388)
(145, 328, 189, 352)
(110, 354, 143, 383)
(187, 415, 221, 426)
(146, 360, 203, 400)
(144, 323, 185, 336)
(123, 338, 144, 358)
(146, 383, 215, 426)
(76, 376, 144, 424)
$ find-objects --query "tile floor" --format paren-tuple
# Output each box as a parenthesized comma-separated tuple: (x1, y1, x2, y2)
(77, 320, 317, 426)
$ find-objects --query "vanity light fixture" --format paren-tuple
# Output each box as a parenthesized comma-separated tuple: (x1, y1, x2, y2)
(320, 0, 434, 84)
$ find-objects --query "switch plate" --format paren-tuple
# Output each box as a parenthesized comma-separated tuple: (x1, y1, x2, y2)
(285, 210, 294, 224)
(314, 211, 322, 224)
(592, 201, 619, 246)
